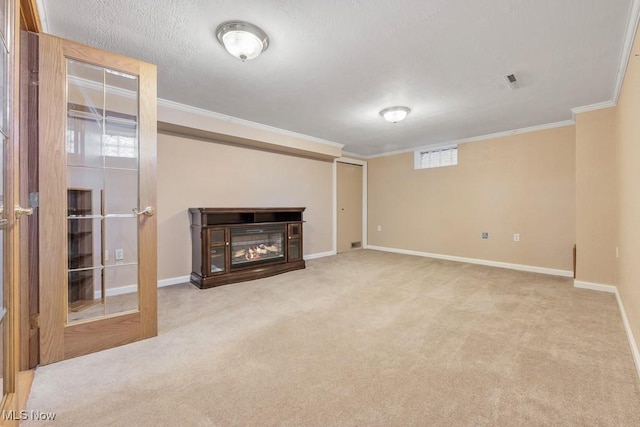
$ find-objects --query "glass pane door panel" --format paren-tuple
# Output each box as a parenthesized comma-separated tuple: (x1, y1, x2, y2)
(67, 60, 105, 169)
(104, 169, 138, 214)
(104, 70, 138, 170)
(105, 68, 138, 117)
(105, 264, 138, 315)
(66, 115, 104, 168)
(0, 0, 6, 42)
(0, 51, 5, 134)
(67, 168, 104, 216)
(67, 268, 104, 323)
(288, 223, 301, 238)
(67, 60, 104, 109)
(209, 229, 225, 245)
(289, 239, 301, 261)
(0, 136, 4, 310)
(67, 218, 102, 270)
(104, 218, 138, 266)
(104, 123, 138, 170)
(210, 246, 225, 273)
(66, 59, 140, 322)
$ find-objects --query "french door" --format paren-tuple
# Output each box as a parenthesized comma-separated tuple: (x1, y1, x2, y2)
(36, 33, 157, 364)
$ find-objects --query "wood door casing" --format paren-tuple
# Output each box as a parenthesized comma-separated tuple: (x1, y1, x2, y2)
(37, 33, 157, 365)
(1, 0, 24, 420)
(337, 162, 363, 253)
(18, 30, 39, 370)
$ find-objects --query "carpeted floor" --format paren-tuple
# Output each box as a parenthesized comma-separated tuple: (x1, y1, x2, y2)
(24, 250, 640, 426)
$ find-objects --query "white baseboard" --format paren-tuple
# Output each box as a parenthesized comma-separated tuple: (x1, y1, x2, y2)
(94, 284, 137, 299)
(158, 275, 191, 288)
(95, 275, 192, 298)
(366, 245, 573, 277)
(573, 280, 640, 381)
(615, 288, 640, 382)
(304, 250, 336, 260)
(573, 280, 616, 293)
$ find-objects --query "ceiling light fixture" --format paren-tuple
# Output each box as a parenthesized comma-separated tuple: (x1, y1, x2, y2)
(380, 106, 411, 123)
(216, 21, 270, 62)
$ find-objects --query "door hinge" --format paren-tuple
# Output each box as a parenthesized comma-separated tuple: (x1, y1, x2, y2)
(29, 70, 39, 86)
(29, 191, 39, 208)
(30, 313, 40, 329)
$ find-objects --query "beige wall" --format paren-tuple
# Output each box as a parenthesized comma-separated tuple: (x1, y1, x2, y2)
(157, 134, 334, 281)
(614, 24, 640, 355)
(575, 108, 617, 285)
(368, 126, 576, 271)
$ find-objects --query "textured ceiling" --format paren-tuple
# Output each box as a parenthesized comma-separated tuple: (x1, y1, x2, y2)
(39, 0, 634, 156)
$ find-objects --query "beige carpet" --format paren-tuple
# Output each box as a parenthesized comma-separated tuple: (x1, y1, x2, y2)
(25, 250, 640, 426)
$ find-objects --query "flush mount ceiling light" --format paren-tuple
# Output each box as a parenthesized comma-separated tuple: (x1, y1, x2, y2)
(380, 106, 411, 123)
(216, 21, 269, 62)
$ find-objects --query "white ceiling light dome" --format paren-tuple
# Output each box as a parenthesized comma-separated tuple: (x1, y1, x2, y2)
(216, 21, 269, 61)
(380, 106, 411, 123)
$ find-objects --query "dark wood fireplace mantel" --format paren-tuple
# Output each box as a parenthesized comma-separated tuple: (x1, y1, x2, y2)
(189, 208, 306, 289)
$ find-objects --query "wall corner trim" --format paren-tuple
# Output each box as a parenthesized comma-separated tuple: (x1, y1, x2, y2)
(366, 246, 573, 277)
(573, 280, 617, 293)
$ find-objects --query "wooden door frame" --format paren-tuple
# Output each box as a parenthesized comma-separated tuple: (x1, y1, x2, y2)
(18, 30, 39, 371)
(16, 0, 42, 373)
(332, 157, 367, 254)
(1, 0, 26, 420)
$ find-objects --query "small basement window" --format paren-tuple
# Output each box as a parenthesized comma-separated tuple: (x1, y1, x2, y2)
(414, 145, 458, 169)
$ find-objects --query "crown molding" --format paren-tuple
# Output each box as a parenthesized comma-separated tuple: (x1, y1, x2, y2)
(362, 120, 575, 159)
(570, 101, 617, 120)
(35, 0, 48, 32)
(157, 98, 344, 149)
(613, 0, 640, 104)
(67, 77, 345, 152)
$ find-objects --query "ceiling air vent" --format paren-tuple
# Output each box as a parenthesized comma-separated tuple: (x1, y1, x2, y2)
(504, 73, 520, 90)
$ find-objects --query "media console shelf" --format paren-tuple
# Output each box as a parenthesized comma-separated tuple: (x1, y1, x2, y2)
(189, 207, 306, 289)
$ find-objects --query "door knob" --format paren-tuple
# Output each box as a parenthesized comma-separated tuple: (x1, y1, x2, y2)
(133, 206, 155, 217)
(15, 205, 34, 218)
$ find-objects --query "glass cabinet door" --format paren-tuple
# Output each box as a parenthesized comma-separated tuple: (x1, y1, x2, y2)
(287, 223, 302, 262)
(208, 228, 227, 275)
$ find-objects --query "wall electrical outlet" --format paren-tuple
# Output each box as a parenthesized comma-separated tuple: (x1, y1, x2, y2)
(513, 233, 520, 242)
(115, 248, 124, 260)
(377, 225, 382, 232)
(105, 250, 110, 261)
(482, 232, 488, 239)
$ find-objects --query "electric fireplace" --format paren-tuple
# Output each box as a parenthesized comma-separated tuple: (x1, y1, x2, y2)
(230, 225, 285, 268)
(189, 207, 305, 289)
